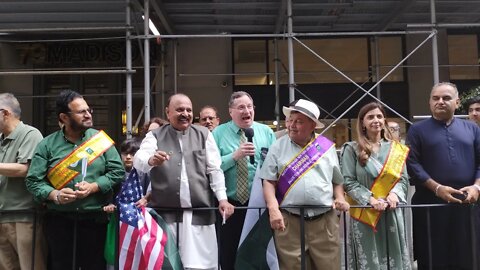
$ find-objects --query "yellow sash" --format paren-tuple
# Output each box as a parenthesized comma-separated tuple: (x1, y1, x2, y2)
(347, 141, 409, 231)
(47, 130, 114, 189)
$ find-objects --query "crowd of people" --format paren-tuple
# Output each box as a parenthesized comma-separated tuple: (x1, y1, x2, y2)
(1, 82, 480, 270)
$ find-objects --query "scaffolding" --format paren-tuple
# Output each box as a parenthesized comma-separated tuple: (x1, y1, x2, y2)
(0, 0, 479, 139)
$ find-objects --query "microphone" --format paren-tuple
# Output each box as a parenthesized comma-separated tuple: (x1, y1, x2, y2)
(244, 128, 255, 165)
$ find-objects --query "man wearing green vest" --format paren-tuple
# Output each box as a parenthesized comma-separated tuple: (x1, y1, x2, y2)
(26, 90, 124, 270)
(0, 93, 46, 270)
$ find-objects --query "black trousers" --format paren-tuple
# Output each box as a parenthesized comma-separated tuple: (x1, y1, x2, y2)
(45, 212, 108, 270)
(218, 200, 248, 270)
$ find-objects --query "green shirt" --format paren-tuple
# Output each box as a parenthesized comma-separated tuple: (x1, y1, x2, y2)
(213, 121, 275, 201)
(0, 122, 43, 222)
(26, 128, 124, 212)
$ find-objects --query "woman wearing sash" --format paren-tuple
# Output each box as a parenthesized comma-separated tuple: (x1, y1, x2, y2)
(341, 102, 411, 270)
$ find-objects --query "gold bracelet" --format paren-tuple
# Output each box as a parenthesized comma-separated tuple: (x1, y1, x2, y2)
(434, 185, 443, 197)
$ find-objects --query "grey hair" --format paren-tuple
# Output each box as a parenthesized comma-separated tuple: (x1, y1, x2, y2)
(0, 93, 21, 118)
(431, 82, 459, 98)
(228, 91, 253, 107)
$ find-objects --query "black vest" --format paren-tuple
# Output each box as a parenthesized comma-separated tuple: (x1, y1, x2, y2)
(150, 124, 215, 225)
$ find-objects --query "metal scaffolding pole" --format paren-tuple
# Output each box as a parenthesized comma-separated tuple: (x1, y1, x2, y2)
(374, 36, 381, 99)
(0, 69, 134, 76)
(132, 30, 431, 39)
(161, 41, 166, 118)
(287, 0, 295, 102)
(126, 0, 133, 139)
(0, 26, 130, 33)
(274, 39, 280, 130)
(293, 31, 435, 134)
(144, 0, 151, 123)
(174, 40, 178, 93)
(431, 0, 439, 84)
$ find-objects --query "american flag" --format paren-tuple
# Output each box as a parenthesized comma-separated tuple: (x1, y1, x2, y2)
(117, 169, 167, 270)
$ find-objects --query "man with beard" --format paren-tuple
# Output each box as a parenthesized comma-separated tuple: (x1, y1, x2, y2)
(134, 93, 234, 270)
(199, 105, 220, 131)
(406, 82, 480, 269)
(212, 91, 276, 270)
(26, 90, 124, 270)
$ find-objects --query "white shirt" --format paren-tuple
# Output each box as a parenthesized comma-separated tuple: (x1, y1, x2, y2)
(134, 128, 226, 269)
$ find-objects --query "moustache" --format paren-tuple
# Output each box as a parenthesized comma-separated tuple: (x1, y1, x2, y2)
(178, 115, 190, 121)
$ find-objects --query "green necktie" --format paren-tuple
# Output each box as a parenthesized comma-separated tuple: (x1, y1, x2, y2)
(236, 129, 249, 204)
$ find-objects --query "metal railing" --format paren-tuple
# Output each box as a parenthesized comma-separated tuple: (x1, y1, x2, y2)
(3, 203, 478, 270)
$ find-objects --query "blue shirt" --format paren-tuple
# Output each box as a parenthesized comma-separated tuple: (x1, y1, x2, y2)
(406, 117, 480, 189)
(213, 121, 275, 201)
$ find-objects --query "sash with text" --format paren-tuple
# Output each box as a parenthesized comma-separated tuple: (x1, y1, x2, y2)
(276, 135, 334, 203)
(347, 141, 409, 230)
(47, 130, 114, 189)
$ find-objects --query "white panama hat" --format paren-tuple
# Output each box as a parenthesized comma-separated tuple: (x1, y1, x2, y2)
(282, 99, 325, 128)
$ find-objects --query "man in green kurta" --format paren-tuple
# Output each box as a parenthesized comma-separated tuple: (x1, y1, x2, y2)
(0, 93, 46, 270)
(26, 90, 124, 270)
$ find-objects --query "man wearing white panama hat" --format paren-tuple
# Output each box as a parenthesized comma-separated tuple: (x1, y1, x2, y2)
(261, 98, 349, 269)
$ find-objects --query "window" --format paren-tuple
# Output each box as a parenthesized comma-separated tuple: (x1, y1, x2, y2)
(268, 38, 369, 84)
(448, 34, 479, 80)
(234, 40, 268, 85)
(370, 36, 404, 82)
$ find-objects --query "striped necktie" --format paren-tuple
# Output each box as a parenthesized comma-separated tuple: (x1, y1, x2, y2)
(236, 129, 249, 204)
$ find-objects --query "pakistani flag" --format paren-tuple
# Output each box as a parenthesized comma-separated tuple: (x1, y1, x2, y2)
(68, 157, 88, 181)
(235, 166, 279, 270)
(149, 209, 184, 270)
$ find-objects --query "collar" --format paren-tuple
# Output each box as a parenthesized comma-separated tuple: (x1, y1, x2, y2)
(0, 121, 25, 141)
(431, 116, 456, 127)
(61, 126, 88, 143)
(228, 120, 254, 134)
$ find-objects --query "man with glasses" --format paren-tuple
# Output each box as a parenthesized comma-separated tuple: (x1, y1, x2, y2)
(0, 93, 46, 270)
(387, 121, 403, 142)
(213, 91, 276, 270)
(26, 90, 124, 270)
(199, 105, 220, 131)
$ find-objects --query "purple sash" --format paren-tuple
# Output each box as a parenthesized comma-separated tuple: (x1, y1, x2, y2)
(276, 135, 334, 203)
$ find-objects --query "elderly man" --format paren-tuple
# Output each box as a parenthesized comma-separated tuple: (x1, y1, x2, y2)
(134, 93, 234, 270)
(407, 82, 480, 270)
(199, 105, 220, 131)
(261, 99, 349, 269)
(213, 91, 276, 270)
(26, 90, 125, 270)
(466, 96, 480, 126)
(387, 121, 403, 142)
(0, 93, 46, 270)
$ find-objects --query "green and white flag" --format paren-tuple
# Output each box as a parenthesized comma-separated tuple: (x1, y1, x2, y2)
(235, 166, 279, 270)
(68, 157, 88, 182)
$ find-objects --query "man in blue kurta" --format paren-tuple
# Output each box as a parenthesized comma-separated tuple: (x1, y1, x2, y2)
(26, 90, 124, 270)
(406, 82, 480, 270)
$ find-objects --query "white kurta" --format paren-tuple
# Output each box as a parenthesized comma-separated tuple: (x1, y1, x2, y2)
(134, 130, 227, 270)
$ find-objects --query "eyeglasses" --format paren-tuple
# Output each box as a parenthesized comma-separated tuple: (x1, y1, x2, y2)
(200, 116, 218, 122)
(389, 127, 400, 132)
(232, 104, 255, 112)
(68, 108, 93, 116)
